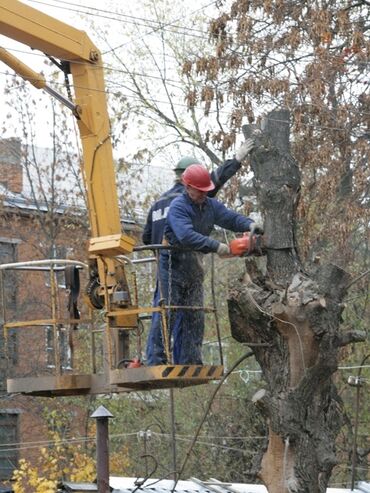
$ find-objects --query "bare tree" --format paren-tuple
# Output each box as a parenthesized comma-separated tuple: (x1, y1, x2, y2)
(228, 109, 366, 492)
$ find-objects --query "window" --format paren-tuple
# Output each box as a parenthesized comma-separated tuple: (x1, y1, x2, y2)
(0, 412, 19, 480)
(0, 328, 17, 393)
(0, 240, 19, 391)
(0, 240, 19, 310)
(43, 245, 69, 288)
(46, 326, 72, 370)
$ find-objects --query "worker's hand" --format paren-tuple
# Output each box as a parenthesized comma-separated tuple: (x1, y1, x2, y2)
(235, 138, 255, 162)
(216, 243, 230, 257)
(250, 222, 264, 235)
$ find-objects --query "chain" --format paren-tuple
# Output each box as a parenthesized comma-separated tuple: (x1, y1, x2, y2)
(156, 250, 171, 364)
(167, 250, 173, 363)
(168, 250, 172, 311)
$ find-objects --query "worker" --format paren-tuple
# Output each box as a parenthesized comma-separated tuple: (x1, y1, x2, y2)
(148, 170, 263, 366)
(144, 140, 255, 366)
(161, 164, 263, 365)
(142, 140, 255, 246)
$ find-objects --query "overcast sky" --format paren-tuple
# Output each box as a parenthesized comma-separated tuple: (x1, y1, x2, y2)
(0, 0, 188, 195)
(0, 0, 220, 199)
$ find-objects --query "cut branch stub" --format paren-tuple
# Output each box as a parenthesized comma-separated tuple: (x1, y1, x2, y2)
(227, 109, 354, 492)
(243, 109, 301, 285)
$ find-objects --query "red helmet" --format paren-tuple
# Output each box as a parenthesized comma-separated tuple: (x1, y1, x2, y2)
(182, 164, 215, 192)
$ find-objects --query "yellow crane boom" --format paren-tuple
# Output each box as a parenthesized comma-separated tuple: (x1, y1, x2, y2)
(0, 0, 135, 302)
(0, 0, 224, 396)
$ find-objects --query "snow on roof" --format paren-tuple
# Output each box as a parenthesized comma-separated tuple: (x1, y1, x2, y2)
(109, 477, 267, 493)
(357, 483, 370, 493)
(0, 185, 139, 226)
(67, 477, 369, 493)
(58, 477, 370, 493)
(0, 185, 68, 214)
(61, 484, 97, 492)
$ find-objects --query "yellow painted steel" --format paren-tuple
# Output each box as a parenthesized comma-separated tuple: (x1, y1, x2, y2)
(111, 365, 225, 384)
(0, 1, 96, 61)
(7, 375, 95, 396)
(0, 0, 224, 395)
(107, 307, 163, 317)
(0, 47, 46, 88)
(0, 0, 135, 352)
(0, 0, 125, 241)
(3, 319, 91, 329)
(110, 365, 225, 389)
(89, 234, 136, 256)
(7, 365, 224, 396)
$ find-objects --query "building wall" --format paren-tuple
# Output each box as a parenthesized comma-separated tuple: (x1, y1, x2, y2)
(0, 207, 91, 483)
(0, 137, 144, 485)
(0, 138, 23, 194)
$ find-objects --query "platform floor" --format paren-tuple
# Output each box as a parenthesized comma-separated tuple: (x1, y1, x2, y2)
(7, 365, 224, 396)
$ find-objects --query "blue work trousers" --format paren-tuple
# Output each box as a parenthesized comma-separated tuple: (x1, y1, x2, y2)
(146, 251, 204, 365)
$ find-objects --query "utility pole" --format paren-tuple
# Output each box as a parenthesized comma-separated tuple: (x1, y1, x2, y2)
(91, 405, 114, 493)
(169, 389, 177, 481)
(348, 375, 363, 491)
(138, 428, 152, 476)
(138, 422, 164, 478)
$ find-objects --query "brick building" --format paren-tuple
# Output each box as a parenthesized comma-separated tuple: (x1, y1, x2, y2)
(0, 138, 143, 485)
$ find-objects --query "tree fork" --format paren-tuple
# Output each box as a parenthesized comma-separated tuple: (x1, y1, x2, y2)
(227, 109, 360, 492)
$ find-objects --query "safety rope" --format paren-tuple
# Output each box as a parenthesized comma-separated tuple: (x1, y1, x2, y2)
(155, 250, 171, 364)
(211, 253, 224, 366)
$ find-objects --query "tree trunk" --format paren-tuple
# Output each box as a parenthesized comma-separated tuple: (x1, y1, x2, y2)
(228, 110, 364, 492)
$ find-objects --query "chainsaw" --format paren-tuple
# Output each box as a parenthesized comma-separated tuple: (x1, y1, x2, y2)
(229, 231, 265, 257)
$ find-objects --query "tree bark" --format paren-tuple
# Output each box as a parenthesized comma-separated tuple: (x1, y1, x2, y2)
(228, 110, 364, 492)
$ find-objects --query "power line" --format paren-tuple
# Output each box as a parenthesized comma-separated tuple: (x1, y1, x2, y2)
(0, 45, 183, 80)
(0, 44, 300, 110)
(101, 0, 218, 54)
(26, 0, 207, 34)
(2, 37, 368, 73)
(42, 0, 210, 36)
(5, 0, 370, 84)
(1, 70, 368, 134)
(0, 431, 266, 451)
(24, 0, 213, 43)
(173, 436, 257, 455)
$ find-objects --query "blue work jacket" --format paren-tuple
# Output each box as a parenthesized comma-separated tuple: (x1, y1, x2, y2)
(142, 158, 242, 245)
(165, 192, 254, 253)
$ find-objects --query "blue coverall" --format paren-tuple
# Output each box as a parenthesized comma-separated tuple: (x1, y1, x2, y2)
(149, 192, 254, 366)
(142, 158, 242, 245)
(143, 158, 243, 365)
(163, 193, 254, 364)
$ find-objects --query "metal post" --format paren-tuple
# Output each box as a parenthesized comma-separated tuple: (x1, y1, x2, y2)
(348, 353, 369, 490)
(50, 264, 61, 374)
(91, 405, 114, 493)
(138, 428, 151, 477)
(169, 389, 177, 481)
(350, 382, 361, 491)
(143, 431, 148, 476)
